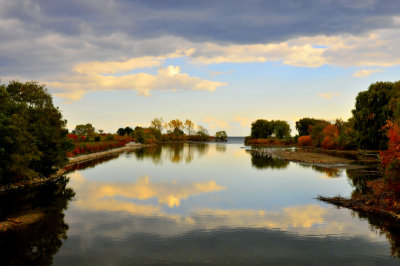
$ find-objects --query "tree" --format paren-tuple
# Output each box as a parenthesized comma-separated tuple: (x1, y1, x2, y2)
(184, 119, 195, 136)
(215, 131, 227, 142)
(271, 120, 291, 139)
(117, 128, 125, 136)
(168, 119, 183, 133)
(150, 117, 164, 132)
(124, 126, 133, 136)
(250, 119, 291, 139)
(197, 125, 209, 136)
(251, 119, 273, 139)
(0, 81, 73, 184)
(380, 120, 400, 186)
(75, 123, 95, 139)
(352, 81, 400, 149)
(295, 118, 327, 136)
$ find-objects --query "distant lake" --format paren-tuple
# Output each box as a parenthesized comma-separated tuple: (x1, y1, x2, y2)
(1, 142, 399, 265)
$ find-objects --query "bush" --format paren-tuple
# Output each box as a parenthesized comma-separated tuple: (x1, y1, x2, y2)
(297, 135, 313, 146)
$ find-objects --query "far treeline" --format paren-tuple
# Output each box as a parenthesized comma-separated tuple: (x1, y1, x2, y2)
(247, 80, 400, 151)
(0, 80, 227, 185)
(114, 118, 227, 143)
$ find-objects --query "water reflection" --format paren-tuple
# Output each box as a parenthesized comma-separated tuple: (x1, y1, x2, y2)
(346, 167, 382, 195)
(300, 164, 342, 178)
(129, 143, 211, 164)
(70, 172, 225, 210)
(64, 154, 121, 172)
(357, 212, 400, 258)
(247, 150, 289, 169)
(0, 177, 74, 266)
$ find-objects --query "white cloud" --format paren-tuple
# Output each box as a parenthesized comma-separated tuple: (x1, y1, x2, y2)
(203, 116, 231, 130)
(233, 116, 252, 127)
(192, 42, 327, 68)
(47, 57, 226, 101)
(352, 68, 383, 77)
(317, 92, 340, 99)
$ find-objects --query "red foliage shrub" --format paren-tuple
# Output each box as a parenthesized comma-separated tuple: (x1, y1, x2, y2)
(297, 135, 313, 146)
(67, 134, 78, 141)
(245, 138, 286, 146)
(380, 121, 400, 192)
(380, 121, 400, 168)
(321, 136, 335, 149)
(68, 139, 133, 157)
(323, 124, 339, 138)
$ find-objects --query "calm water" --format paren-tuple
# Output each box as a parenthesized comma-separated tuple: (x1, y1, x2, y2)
(1, 140, 400, 265)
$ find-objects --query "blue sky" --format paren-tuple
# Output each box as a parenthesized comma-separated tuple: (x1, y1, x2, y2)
(1, 0, 400, 135)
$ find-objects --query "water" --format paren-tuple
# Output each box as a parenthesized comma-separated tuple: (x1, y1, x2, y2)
(1, 142, 400, 265)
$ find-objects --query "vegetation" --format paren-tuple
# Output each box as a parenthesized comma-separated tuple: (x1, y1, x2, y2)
(352, 81, 400, 150)
(250, 119, 291, 139)
(215, 131, 227, 142)
(0, 81, 73, 185)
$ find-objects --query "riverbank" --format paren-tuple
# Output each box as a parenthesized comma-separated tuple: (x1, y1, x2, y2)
(250, 147, 362, 166)
(318, 193, 400, 220)
(0, 142, 147, 194)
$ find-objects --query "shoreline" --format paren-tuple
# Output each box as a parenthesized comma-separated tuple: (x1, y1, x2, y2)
(317, 195, 400, 220)
(0, 142, 148, 194)
(249, 147, 365, 167)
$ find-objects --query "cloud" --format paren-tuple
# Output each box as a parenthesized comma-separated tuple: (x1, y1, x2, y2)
(233, 116, 252, 127)
(47, 59, 226, 101)
(317, 92, 340, 99)
(1, 0, 400, 82)
(352, 68, 383, 77)
(71, 174, 226, 210)
(203, 117, 231, 130)
(192, 42, 327, 67)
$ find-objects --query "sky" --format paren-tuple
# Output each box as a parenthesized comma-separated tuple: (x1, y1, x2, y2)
(1, 0, 400, 136)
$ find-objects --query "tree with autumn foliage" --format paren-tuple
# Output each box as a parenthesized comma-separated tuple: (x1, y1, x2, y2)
(380, 120, 400, 187)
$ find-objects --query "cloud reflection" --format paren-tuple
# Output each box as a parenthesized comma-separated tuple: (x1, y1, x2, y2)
(70, 172, 225, 209)
(68, 172, 381, 241)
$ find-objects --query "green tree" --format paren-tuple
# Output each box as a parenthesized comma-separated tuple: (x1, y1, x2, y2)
(352, 81, 400, 149)
(0, 81, 72, 183)
(75, 123, 95, 139)
(251, 119, 291, 139)
(251, 119, 273, 139)
(117, 127, 125, 136)
(295, 118, 327, 136)
(124, 126, 133, 136)
(271, 120, 291, 139)
(215, 131, 228, 142)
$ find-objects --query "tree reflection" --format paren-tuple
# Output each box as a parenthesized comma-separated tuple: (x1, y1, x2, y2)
(248, 151, 289, 169)
(346, 167, 382, 196)
(0, 177, 75, 265)
(299, 164, 342, 178)
(356, 211, 400, 258)
(130, 143, 212, 164)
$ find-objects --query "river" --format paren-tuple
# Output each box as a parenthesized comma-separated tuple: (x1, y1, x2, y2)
(1, 139, 399, 265)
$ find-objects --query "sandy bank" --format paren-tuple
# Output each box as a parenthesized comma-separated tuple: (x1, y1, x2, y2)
(251, 148, 357, 166)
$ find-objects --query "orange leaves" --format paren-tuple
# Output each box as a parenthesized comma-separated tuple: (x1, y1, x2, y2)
(323, 124, 339, 138)
(380, 121, 400, 168)
(297, 135, 312, 146)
